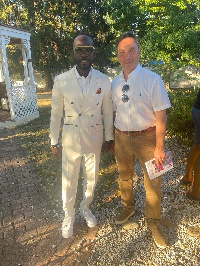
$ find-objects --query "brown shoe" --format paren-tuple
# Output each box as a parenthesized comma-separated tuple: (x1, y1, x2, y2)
(115, 208, 135, 225)
(180, 178, 193, 186)
(150, 225, 167, 249)
(186, 191, 200, 202)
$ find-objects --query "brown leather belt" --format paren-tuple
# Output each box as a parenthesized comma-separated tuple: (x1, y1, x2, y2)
(115, 126, 156, 137)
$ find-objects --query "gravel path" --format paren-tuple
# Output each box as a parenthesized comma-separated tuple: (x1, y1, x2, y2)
(0, 126, 199, 265)
(85, 138, 200, 265)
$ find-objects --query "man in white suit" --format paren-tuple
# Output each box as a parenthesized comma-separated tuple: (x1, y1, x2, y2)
(49, 34, 114, 238)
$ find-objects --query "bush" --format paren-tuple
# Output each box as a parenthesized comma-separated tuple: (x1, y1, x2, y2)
(167, 88, 199, 147)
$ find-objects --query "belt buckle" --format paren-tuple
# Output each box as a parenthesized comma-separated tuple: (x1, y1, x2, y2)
(135, 131, 141, 137)
(129, 131, 138, 137)
(128, 131, 133, 136)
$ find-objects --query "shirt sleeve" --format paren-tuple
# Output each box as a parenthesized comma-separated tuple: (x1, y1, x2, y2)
(151, 76, 171, 112)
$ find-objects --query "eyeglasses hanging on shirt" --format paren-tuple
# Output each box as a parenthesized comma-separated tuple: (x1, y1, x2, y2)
(122, 84, 129, 102)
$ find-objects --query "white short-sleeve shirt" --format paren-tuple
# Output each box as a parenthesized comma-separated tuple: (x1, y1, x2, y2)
(111, 64, 171, 131)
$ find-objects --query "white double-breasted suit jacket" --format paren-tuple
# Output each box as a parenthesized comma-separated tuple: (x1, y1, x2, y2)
(50, 66, 114, 155)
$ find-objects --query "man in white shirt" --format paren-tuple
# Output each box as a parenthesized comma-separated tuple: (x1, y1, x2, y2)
(50, 34, 114, 238)
(111, 32, 171, 249)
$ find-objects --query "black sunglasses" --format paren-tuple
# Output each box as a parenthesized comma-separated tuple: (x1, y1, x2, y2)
(122, 84, 129, 93)
(74, 46, 95, 55)
(122, 84, 129, 102)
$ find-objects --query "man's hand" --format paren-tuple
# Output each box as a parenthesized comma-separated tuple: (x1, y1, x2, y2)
(154, 146, 166, 166)
(101, 140, 114, 154)
(51, 146, 62, 159)
(154, 109, 167, 166)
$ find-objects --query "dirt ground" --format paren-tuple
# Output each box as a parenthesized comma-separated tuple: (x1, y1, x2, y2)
(0, 127, 98, 266)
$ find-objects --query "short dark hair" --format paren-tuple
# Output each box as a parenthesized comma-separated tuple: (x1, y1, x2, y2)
(74, 32, 93, 41)
(73, 32, 94, 47)
(116, 32, 140, 49)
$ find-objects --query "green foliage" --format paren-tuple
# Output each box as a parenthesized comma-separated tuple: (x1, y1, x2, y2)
(6, 45, 24, 80)
(0, 0, 114, 89)
(103, 0, 147, 36)
(167, 88, 199, 146)
(0, 0, 199, 89)
(139, 0, 200, 84)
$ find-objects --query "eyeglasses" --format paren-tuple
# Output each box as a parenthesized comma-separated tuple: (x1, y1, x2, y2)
(122, 84, 129, 102)
(74, 46, 95, 55)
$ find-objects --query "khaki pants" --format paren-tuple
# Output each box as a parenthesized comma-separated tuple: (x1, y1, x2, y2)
(115, 129, 162, 225)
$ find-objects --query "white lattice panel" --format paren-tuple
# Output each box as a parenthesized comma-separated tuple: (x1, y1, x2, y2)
(10, 85, 39, 121)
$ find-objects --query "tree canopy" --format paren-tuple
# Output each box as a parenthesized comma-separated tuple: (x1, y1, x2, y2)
(0, 0, 199, 89)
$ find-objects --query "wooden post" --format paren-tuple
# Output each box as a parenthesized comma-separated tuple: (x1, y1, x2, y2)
(21, 39, 29, 85)
(0, 35, 14, 119)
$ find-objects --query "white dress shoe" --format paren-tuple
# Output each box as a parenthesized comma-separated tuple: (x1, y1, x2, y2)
(80, 208, 97, 228)
(62, 215, 75, 238)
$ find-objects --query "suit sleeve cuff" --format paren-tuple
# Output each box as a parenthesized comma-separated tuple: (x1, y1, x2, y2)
(51, 138, 59, 145)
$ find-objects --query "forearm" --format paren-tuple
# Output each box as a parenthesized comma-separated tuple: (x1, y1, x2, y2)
(154, 109, 167, 165)
(155, 115, 166, 149)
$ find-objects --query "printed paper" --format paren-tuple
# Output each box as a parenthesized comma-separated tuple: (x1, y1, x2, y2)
(145, 150, 173, 180)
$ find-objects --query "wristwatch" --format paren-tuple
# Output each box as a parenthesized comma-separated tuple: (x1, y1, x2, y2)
(51, 143, 59, 148)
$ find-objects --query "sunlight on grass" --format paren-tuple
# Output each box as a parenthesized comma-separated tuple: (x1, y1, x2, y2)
(37, 92, 52, 107)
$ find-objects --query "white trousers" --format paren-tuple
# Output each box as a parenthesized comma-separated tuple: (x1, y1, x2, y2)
(62, 149, 100, 217)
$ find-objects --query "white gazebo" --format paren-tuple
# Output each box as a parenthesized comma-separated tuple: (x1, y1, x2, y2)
(0, 25, 39, 128)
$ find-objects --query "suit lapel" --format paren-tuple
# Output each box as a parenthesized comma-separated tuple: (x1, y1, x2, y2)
(65, 67, 84, 104)
(81, 69, 102, 111)
(64, 67, 102, 111)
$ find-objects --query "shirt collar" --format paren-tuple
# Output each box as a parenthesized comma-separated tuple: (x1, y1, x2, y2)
(75, 66, 92, 79)
(121, 64, 142, 82)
